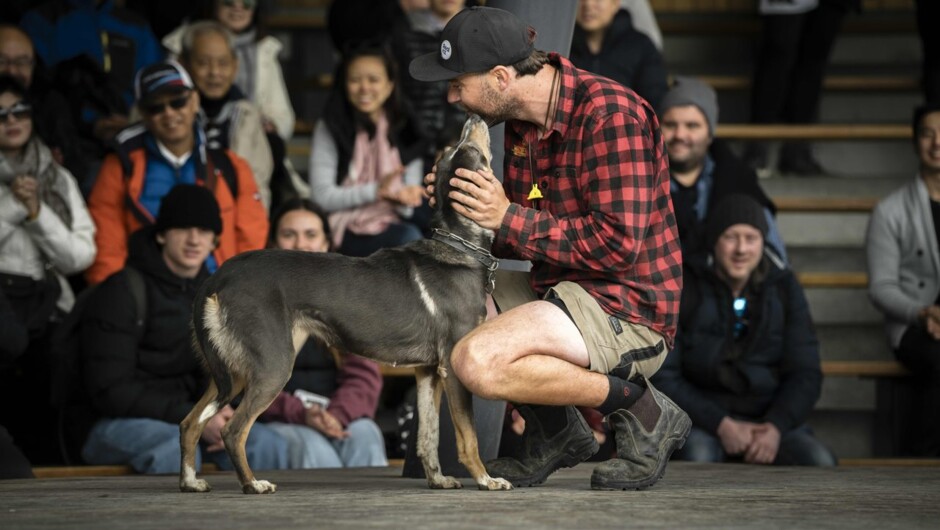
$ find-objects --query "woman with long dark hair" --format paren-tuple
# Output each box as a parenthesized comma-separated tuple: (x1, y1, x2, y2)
(308, 44, 428, 257)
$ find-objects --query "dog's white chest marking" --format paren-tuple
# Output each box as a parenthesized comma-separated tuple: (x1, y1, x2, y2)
(413, 272, 438, 317)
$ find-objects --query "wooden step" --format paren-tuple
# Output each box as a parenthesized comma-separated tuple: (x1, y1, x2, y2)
(797, 272, 867, 288)
(774, 196, 878, 213)
(821, 360, 909, 377)
(32, 463, 221, 479)
(715, 124, 911, 140)
(837, 458, 940, 467)
(699, 75, 919, 92)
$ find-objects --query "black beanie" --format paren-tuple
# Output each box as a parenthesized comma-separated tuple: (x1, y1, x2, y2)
(705, 194, 768, 250)
(154, 184, 223, 235)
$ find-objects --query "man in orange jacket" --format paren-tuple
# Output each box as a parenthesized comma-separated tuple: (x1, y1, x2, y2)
(86, 60, 267, 284)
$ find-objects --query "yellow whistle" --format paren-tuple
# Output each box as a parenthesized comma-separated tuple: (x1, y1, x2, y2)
(527, 183, 543, 201)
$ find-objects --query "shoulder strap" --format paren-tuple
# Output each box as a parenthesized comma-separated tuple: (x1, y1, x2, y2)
(123, 265, 147, 331)
(207, 148, 238, 199)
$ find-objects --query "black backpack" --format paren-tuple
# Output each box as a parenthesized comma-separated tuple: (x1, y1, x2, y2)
(49, 266, 147, 464)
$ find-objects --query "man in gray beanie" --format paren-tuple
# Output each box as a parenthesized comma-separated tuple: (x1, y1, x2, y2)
(657, 76, 787, 261)
(652, 193, 836, 468)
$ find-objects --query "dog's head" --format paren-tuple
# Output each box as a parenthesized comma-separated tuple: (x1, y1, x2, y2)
(432, 114, 494, 243)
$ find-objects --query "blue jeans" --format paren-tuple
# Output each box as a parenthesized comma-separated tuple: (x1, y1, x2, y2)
(264, 419, 387, 468)
(338, 222, 424, 257)
(81, 418, 289, 474)
(674, 424, 837, 466)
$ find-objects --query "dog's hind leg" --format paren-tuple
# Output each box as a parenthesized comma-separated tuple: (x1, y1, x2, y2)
(414, 366, 461, 489)
(441, 370, 512, 491)
(223, 369, 288, 494)
(179, 379, 230, 492)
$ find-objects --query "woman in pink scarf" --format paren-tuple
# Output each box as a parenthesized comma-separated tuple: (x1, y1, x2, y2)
(308, 44, 429, 256)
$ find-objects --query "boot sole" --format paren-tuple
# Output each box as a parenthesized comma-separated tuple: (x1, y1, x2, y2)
(507, 435, 600, 488)
(590, 414, 692, 491)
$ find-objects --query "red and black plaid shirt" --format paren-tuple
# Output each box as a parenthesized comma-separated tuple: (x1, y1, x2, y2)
(493, 54, 682, 346)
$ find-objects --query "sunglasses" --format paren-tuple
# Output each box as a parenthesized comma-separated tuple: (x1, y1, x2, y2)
(142, 94, 190, 116)
(0, 102, 32, 122)
(221, 0, 256, 8)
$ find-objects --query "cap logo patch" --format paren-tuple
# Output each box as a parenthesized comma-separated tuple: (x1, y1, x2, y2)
(440, 40, 452, 60)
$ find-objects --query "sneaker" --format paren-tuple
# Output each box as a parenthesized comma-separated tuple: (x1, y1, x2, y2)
(486, 405, 599, 487)
(591, 376, 691, 491)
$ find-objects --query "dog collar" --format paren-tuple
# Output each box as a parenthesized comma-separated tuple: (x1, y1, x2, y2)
(431, 229, 499, 293)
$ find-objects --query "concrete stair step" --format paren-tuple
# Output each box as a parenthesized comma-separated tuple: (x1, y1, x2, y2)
(816, 323, 891, 361)
(804, 287, 881, 325)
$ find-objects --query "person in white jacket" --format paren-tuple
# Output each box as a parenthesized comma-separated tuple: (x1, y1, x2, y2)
(866, 103, 940, 457)
(163, 0, 295, 141)
(0, 74, 96, 465)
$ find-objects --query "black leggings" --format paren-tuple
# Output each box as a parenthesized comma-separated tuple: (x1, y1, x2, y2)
(896, 325, 940, 456)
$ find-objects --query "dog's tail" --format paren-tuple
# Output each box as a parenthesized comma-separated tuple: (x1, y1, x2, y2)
(192, 293, 239, 405)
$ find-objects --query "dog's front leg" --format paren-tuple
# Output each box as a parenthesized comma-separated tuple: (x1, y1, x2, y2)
(442, 370, 512, 491)
(414, 366, 461, 489)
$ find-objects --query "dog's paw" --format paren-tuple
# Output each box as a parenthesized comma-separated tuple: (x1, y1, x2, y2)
(179, 478, 212, 493)
(242, 480, 277, 494)
(477, 476, 513, 491)
(428, 475, 463, 489)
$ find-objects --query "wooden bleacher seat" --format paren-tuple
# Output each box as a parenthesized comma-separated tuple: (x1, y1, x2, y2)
(715, 124, 911, 141)
(821, 360, 910, 378)
(32, 463, 221, 479)
(698, 75, 919, 92)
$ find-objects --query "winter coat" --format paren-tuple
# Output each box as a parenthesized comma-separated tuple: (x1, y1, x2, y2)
(569, 9, 667, 109)
(652, 252, 822, 435)
(80, 226, 208, 424)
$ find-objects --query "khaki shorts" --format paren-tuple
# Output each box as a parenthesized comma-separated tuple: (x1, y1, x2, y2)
(491, 270, 667, 380)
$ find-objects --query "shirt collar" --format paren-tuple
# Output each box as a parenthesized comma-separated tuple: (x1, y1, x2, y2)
(156, 141, 192, 168)
(508, 53, 575, 142)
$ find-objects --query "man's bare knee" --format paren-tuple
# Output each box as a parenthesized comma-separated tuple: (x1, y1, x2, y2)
(451, 337, 503, 399)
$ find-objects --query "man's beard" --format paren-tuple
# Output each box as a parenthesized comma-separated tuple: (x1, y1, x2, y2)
(666, 141, 703, 173)
(467, 82, 517, 126)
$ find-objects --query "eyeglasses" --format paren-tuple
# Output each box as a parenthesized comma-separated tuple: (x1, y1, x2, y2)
(142, 94, 190, 116)
(732, 296, 749, 339)
(0, 102, 32, 122)
(0, 57, 34, 70)
(221, 0, 256, 8)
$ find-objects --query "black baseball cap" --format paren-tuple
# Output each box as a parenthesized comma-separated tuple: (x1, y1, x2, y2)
(409, 6, 534, 82)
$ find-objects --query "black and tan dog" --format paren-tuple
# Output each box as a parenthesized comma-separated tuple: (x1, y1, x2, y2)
(178, 114, 512, 494)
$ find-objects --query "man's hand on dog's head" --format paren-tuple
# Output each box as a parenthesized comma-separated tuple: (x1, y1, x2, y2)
(449, 167, 509, 231)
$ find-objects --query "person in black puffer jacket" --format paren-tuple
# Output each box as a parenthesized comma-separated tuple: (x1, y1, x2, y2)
(76, 184, 287, 474)
(652, 194, 836, 466)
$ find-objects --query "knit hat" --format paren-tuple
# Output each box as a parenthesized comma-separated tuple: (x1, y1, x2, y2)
(658, 76, 719, 135)
(154, 184, 223, 235)
(409, 7, 535, 82)
(706, 194, 767, 250)
(134, 60, 195, 104)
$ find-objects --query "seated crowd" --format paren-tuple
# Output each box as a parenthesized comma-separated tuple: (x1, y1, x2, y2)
(0, 0, 935, 481)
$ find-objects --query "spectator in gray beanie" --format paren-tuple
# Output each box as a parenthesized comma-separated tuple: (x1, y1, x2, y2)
(657, 76, 785, 262)
(658, 76, 718, 135)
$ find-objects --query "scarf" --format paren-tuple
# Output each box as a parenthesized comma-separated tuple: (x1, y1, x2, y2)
(2, 137, 72, 228)
(232, 29, 257, 102)
(329, 112, 403, 248)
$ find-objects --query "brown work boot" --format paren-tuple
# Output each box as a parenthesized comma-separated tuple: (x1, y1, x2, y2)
(591, 376, 691, 490)
(486, 405, 599, 487)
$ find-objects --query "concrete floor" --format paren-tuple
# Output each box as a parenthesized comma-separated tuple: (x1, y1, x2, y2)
(2, 462, 938, 529)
